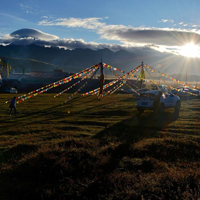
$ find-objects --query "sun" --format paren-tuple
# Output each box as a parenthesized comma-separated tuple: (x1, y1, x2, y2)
(179, 43, 200, 58)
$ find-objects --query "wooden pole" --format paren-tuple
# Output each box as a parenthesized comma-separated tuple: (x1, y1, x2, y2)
(100, 60, 104, 95)
(140, 62, 144, 89)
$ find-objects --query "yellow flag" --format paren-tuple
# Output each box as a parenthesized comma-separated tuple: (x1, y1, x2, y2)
(138, 68, 145, 80)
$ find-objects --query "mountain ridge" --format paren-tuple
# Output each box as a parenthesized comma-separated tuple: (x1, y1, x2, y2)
(0, 44, 200, 80)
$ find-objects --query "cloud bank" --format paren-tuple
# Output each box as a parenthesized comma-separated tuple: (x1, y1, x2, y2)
(99, 27, 200, 46)
(1, 17, 200, 57)
(39, 17, 200, 46)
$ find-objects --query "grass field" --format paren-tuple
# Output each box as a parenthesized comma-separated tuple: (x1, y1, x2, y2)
(1, 93, 200, 200)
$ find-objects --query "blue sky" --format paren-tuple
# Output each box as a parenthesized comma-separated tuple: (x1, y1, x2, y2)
(1, 0, 200, 57)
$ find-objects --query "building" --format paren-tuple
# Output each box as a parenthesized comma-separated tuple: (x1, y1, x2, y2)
(0, 57, 9, 78)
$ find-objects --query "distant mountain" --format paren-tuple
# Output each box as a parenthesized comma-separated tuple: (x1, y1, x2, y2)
(0, 44, 200, 77)
(171, 74, 200, 82)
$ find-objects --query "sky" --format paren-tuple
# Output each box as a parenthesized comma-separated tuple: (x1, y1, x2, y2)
(1, 0, 200, 58)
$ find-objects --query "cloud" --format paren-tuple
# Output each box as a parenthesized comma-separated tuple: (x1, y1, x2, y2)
(160, 19, 174, 23)
(10, 28, 59, 40)
(20, 3, 43, 16)
(39, 17, 105, 29)
(20, 3, 33, 14)
(39, 17, 200, 46)
(0, 29, 142, 52)
(98, 26, 200, 46)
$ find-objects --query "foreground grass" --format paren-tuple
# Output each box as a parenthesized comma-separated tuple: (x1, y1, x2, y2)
(1, 93, 200, 199)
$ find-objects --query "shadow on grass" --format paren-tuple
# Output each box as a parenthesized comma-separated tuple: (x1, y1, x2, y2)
(67, 121, 108, 126)
(56, 126, 86, 131)
(94, 110, 180, 141)
(121, 97, 136, 102)
(89, 110, 181, 180)
(69, 96, 99, 104)
(0, 144, 37, 164)
(189, 107, 200, 112)
(1, 99, 111, 133)
(2, 129, 49, 136)
(86, 109, 131, 117)
(180, 95, 200, 101)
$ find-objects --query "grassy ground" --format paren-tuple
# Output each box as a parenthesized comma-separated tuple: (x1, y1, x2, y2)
(1, 93, 200, 200)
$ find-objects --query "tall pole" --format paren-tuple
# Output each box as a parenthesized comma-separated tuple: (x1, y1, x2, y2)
(100, 60, 104, 96)
(140, 62, 144, 89)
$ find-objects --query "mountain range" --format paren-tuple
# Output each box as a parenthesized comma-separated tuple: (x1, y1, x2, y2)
(0, 43, 200, 82)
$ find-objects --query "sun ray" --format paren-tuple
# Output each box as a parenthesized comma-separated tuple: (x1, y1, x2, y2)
(179, 43, 200, 58)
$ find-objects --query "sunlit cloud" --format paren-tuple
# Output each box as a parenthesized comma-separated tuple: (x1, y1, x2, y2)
(39, 17, 200, 46)
(99, 26, 200, 46)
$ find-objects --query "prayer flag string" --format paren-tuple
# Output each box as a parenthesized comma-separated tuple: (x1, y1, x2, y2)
(61, 66, 98, 104)
(54, 66, 99, 98)
(146, 65, 199, 96)
(5, 63, 100, 104)
(108, 68, 140, 96)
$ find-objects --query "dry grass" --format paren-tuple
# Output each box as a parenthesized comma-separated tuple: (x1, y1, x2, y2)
(1, 93, 200, 200)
